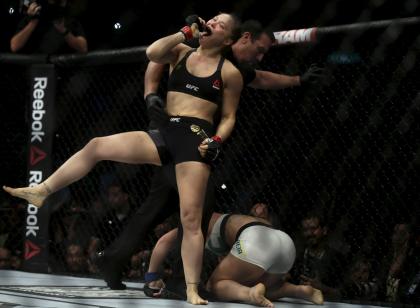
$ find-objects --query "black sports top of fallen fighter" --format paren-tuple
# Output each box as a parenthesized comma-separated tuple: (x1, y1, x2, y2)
(167, 49, 225, 106)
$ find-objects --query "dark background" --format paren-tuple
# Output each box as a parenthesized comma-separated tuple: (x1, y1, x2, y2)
(0, 0, 419, 298)
(1, 0, 419, 52)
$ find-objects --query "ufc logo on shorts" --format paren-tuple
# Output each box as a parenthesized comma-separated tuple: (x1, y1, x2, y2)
(170, 117, 180, 122)
(186, 84, 199, 92)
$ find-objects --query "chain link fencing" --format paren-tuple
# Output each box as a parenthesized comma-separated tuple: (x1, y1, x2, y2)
(0, 21, 419, 305)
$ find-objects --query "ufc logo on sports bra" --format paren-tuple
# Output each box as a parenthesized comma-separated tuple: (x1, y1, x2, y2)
(186, 84, 199, 92)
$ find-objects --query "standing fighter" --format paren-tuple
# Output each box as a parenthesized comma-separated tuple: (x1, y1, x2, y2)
(4, 12, 243, 305)
(95, 18, 324, 290)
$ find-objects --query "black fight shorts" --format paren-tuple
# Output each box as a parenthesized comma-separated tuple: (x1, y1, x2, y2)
(147, 116, 215, 165)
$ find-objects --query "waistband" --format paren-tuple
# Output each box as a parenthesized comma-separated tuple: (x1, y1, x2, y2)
(220, 214, 232, 246)
(235, 221, 273, 242)
(168, 116, 213, 128)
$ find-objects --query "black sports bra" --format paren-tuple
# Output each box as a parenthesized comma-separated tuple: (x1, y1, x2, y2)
(167, 49, 225, 106)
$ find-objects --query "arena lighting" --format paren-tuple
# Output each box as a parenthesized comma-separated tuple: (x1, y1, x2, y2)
(9, 7, 15, 14)
(113, 22, 122, 30)
(221, 184, 227, 189)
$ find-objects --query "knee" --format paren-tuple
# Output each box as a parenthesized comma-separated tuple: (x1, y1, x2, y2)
(84, 137, 103, 160)
(180, 209, 201, 233)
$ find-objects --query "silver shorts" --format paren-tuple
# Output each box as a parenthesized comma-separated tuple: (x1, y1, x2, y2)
(230, 224, 296, 274)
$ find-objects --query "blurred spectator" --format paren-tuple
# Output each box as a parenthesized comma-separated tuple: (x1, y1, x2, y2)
(95, 182, 136, 248)
(86, 237, 101, 274)
(0, 201, 26, 256)
(10, 254, 22, 270)
(291, 210, 346, 300)
(127, 250, 151, 279)
(89, 195, 107, 220)
(377, 222, 413, 302)
(342, 255, 378, 301)
(397, 223, 420, 304)
(0, 247, 12, 269)
(65, 243, 88, 273)
(48, 201, 96, 272)
(10, 0, 87, 54)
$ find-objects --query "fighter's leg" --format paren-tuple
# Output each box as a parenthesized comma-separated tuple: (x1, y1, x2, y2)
(206, 254, 273, 308)
(264, 275, 323, 305)
(4, 131, 160, 207)
(176, 161, 210, 305)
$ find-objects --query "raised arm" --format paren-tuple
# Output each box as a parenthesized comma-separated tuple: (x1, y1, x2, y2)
(10, 3, 41, 53)
(144, 61, 166, 97)
(146, 17, 205, 65)
(54, 19, 88, 53)
(63, 32, 88, 53)
(146, 32, 186, 65)
(143, 61, 169, 126)
(10, 20, 38, 52)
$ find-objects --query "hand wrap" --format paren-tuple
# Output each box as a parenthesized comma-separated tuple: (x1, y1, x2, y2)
(180, 14, 205, 40)
(204, 135, 222, 162)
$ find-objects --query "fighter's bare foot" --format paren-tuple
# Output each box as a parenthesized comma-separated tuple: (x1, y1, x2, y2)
(3, 184, 48, 208)
(186, 284, 208, 305)
(300, 286, 324, 305)
(249, 283, 274, 308)
(186, 290, 208, 305)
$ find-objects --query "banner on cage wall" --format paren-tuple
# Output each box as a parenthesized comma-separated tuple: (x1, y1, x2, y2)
(24, 64, 55, 272)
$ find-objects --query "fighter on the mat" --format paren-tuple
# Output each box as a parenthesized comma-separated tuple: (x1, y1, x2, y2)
(144, 211, 324, 308)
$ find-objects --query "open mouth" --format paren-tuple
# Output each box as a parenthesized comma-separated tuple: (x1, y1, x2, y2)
(203, 26, 212, 36)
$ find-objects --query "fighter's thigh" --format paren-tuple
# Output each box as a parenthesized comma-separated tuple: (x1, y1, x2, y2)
(176, 162, 210, 206)
(93, 131, 161, 165)
(208, 253, 266, 287)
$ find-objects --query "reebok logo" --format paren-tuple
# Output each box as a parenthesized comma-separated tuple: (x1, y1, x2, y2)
(30, 146, 46, 166)
(26, 170, 42, 237)
(212, 79, 221, 90)
(25, 240, 41, 260)
(31, 77, 47, 143)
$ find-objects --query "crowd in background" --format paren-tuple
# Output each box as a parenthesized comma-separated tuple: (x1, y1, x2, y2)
(1, 180, 419, 304)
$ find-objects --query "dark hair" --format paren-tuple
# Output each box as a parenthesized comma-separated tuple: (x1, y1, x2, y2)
(241, 19, 275, 43)
(226, 13, 242, 44)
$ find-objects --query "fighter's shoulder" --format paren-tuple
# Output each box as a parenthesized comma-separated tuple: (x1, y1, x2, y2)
(172, 44, 194, 65)
(228, 61, 256, 86)
(222, 58, 243, 81)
